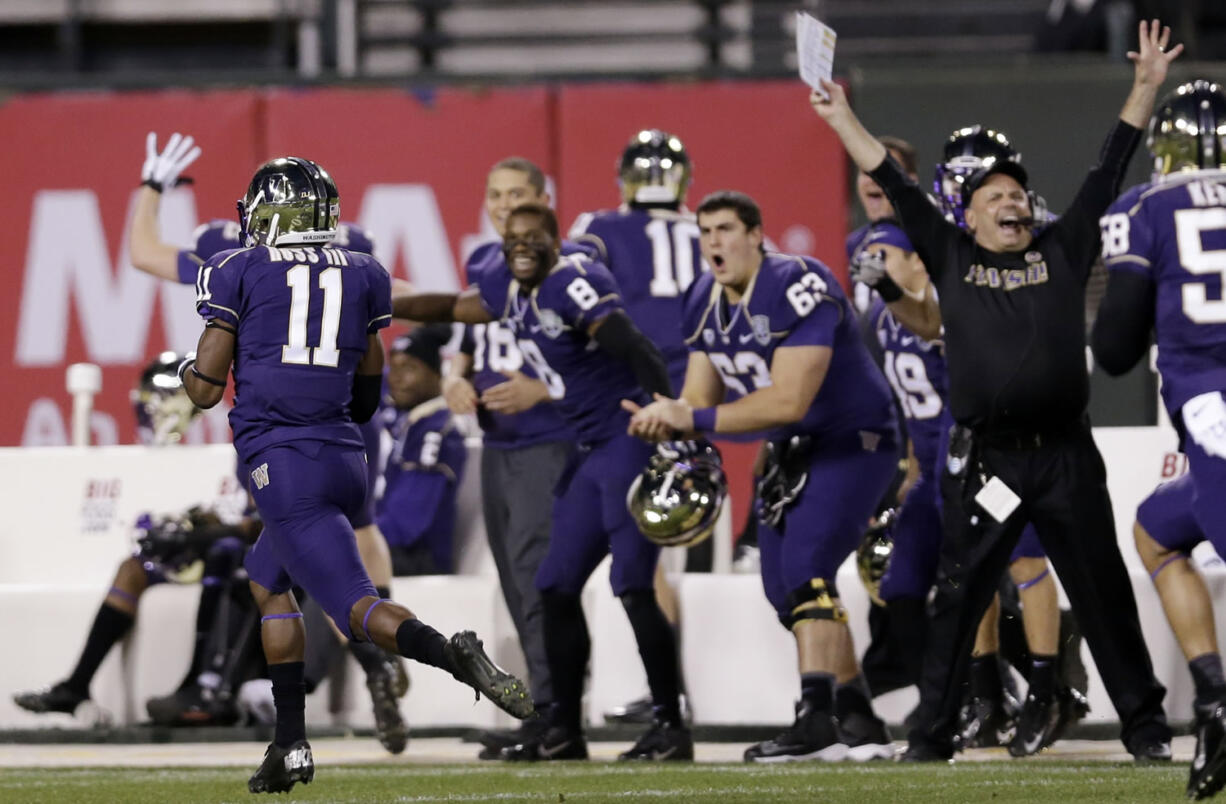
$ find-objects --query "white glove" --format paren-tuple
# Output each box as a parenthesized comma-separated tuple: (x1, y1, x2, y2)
(141, 132, 202, 192)
(1183, 391, 1226, 460)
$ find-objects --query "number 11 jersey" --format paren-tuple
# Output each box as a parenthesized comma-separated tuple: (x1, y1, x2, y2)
(195, 244, 392, 464)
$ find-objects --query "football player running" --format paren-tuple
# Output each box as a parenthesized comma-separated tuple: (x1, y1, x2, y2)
(183, 156, 532, 793)
(1091, 79, 1226, 800)
(628, 191, 899, 762)
(393, 204, 692, 762)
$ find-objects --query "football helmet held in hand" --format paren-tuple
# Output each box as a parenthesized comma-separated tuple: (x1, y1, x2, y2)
(131, 351, 203, 446)
(627, 442, 726, 548)
(856, 509, 896, 607)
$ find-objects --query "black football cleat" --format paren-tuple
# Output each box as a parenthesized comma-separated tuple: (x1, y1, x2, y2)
(957, 693, 1017, 750)
(366, 664, 409, 755)
(1190, 702, 1226, 800)
(837, 710, 894, 761)
(389, 655, 410, 699)
(248, 740, 314, 794)
(744, 701, 846, 763)
(1009, 691, 1061, 757)
(603, 695, 654, 725)
(146, 683, 239, 727)
(499, 726, 589, 761)
(618, 716, 694, 761)
(897, 740, 954, 763)
(445, 630, 534, 719)
(13, 682, 87, 716)
(478, 715, 549, 756)
(1131, 737, 1173, 765)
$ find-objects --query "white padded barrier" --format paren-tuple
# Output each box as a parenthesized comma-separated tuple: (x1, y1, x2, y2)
(0, 423, 1213, 731)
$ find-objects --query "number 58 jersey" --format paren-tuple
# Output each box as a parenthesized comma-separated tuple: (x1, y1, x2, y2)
(681, 253, 896, 442)
(196, 244, 392, 464)
(1102, 175, 1226, 417)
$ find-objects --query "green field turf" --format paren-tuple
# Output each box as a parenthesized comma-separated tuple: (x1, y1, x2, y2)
(0, 761, 1195, 804)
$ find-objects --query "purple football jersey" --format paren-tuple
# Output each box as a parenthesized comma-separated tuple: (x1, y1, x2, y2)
(176, 219, 243, 284)
(682, 253, 896, 442)
(195, 244, 392, 465)
(570, 207, 704, 391)
(476, 252, 643, 443)
(868, 297, 949, 469)
(1103, 176, 1226, 416)
(460, 241, 574, 448)
(376, 397, 466, 572)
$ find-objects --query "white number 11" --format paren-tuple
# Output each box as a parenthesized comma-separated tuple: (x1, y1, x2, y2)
(283, 265, 343, 367)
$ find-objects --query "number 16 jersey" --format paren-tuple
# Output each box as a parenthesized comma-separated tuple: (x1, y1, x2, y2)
(196, 244, 392, 465)
(681, 253, 896, 442)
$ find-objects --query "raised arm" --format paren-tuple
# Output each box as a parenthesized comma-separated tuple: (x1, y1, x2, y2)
(1120, 19, 1183, 129)
(129, 186, 182, 281)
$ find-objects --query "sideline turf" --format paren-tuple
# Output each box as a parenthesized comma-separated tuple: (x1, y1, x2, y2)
(0, 761, 1190, 804)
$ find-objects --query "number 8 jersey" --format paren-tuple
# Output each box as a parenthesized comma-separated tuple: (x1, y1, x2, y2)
(681, 252, 896, 441)
(195, 244, 392, 464)
(1101, 175, 1226, 418)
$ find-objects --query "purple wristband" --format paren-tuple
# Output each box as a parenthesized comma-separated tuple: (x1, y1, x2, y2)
(692, 407, 717, 433)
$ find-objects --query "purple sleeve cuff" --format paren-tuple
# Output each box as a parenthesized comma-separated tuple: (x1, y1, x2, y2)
(692, 407, 717, 433)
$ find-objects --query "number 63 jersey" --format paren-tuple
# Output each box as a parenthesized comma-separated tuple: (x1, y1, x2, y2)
(195, 244, 392, 464)
(682, 253, 896, 442)
(1101, 175, 1226, 418)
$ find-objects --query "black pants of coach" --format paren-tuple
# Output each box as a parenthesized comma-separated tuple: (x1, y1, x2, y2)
(907, 422, 1170, 756)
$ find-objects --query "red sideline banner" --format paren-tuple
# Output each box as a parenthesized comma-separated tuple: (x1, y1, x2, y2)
(2, 81, 846, 477)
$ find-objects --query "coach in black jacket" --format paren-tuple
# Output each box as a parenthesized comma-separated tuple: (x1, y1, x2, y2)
(810, 20, 1181, 762)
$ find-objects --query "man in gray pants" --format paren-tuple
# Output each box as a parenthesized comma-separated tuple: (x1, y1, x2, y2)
(442, 158, 578, 753)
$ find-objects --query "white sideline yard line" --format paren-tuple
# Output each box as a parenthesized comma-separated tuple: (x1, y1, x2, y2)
(0, 736, 1194, 768)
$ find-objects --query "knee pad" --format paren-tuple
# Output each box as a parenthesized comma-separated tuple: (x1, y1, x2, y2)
(786, 578, 848, 627)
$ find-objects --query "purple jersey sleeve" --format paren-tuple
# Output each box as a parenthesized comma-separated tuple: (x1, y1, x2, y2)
(178, 219, 243, 285)
(366, 263, 393, 334)
(1102, 184, 1154, 277)
(335, 222, 375, 256)
(195, 250, 245, 329)
(553, 256, 624, 329)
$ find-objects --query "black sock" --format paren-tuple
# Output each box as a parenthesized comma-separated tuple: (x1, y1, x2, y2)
(375, 585, 391, 600)
(66, 603, 134, 697)
(835, 675, 875, 721)
(969, 654, 1000, 701)
(1029, 654, 1058, 700)
(394, 619, 452, 674)
(269, 661, 306, 748)
(541, 591, 590, 734)
(1190, 653, 1226, 706)
(621, 590, 682, 725)
(350, 640, 389, 678)
(800, 672, 835, 712)
(181, 583, 223, 689)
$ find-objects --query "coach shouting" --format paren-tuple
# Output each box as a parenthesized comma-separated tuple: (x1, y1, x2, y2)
(811, 19, 1181, 762)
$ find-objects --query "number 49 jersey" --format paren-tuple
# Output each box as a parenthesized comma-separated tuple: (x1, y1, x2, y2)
(1101, 174, 1226, 417)
(682, 253, 896, 442)
(196, 244, 392, 464)
(570, 207, 703, 391)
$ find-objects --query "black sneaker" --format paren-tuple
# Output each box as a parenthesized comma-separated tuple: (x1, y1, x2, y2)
(247, 740, 314, 794)
(479, 715, 549, 753)
(499, 726, 588, 761)
(618, 717, 694, 761)
(13, 682, 86, 716)
(1009, 691, 1061, 757)
(837, 710, 893, 761)
(1053, 685, 1090, 743)
(445, 630, 534, 719)
(744, 701, 846, 763)
(604, 695, 654, 724)
(897, 740, 954, 763)
(957, 694, 1017, 749)
(1189, 702, 1226, 799)
(145, 683, 239, 727)
(366, 664, 408, 755)
(1131, 737, 1173, 765)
